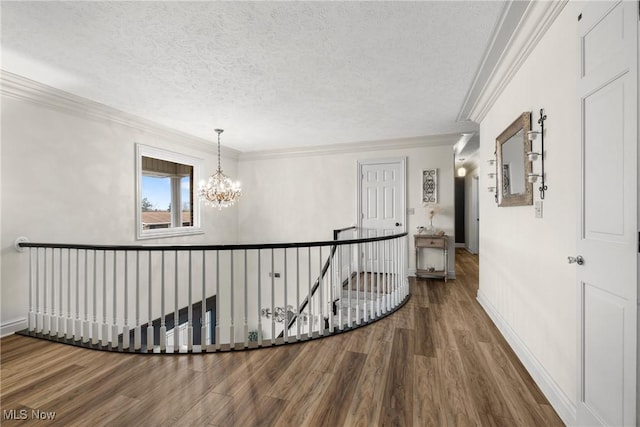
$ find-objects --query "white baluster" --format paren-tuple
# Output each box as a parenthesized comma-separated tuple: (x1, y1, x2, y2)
(257, 249, 263, 346)
(270, 248, 275, 345)
(82, 250, 90, 343)
(215, 250, 220, 350)
(174, 251, 179, 353)
(28, 248, 34, 332)
(133, 251, 141, 350)
(50, 248, 57, 337)
(364, 241, 369, 323)
(90, 250, 98, 345)
(159, 251, 166, 352)
(283, 249, 288, 343)
(356, 242, 361, 325)
(229, 250, 234, 349)
(58, 248, 65, 338)
(147, 251, 153, 352)
(328, 246, 334, 333)
(296, 248, 302, 341)
(337, 245, 342, 330)
(74, 249, 81, 341)
(122, 252, 130, 350)
(187, 251, 193, 352)
(383, 239, 388, 313)
(347, 244, 353, 328)
(111, 251, 118, 349)
(201, 250, 207, 352)
(102, 251, 109, 346)
(308, 247, 312, 337)
(43, 248, 50, 335)
(318, 247, 323, 336)
(243, 249, 248, 348)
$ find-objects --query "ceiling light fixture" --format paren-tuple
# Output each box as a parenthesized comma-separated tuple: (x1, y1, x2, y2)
(199, 129, 241, 210)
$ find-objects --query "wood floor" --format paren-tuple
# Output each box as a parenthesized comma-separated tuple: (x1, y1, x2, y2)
(0, 249, 564, 426)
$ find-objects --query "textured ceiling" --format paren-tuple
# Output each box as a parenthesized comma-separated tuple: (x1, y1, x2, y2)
(1, 1, 505, 152)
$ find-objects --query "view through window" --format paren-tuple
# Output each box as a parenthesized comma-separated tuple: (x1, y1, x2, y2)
(136, 145, 201, 239)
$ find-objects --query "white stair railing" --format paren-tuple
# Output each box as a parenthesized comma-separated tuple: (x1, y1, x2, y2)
(14, 228, 409, 353)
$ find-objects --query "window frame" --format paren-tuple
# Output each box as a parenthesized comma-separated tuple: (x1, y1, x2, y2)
(136, 144, 203, 240)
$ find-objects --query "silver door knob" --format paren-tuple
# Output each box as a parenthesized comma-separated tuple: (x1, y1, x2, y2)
(568, 255, 584, 265)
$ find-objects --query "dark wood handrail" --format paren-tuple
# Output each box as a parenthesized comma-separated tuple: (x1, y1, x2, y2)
(17, 229, 405, 252)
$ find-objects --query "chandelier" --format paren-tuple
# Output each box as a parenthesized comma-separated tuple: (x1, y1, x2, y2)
(199, 129, 242, 210)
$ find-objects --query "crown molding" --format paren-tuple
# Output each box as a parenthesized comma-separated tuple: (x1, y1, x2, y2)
(238, 133, 461, 161)
(458, 0, 568, 124)
(0, 70, 240, 160)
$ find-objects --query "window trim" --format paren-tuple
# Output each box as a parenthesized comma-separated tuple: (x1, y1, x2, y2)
(136, 144, 203, 240)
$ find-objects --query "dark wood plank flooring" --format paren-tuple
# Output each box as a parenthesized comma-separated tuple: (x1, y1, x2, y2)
(0, 249, 564, 426)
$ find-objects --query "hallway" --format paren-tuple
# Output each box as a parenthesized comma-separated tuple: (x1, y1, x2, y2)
(0, 249, 563, 426)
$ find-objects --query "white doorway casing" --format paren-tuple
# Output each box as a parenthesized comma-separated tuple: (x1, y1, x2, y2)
(577, 2, 638, 426)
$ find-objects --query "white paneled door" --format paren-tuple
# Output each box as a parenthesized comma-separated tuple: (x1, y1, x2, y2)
(577, 2, 638, 426)
(358, 158, 406, 272)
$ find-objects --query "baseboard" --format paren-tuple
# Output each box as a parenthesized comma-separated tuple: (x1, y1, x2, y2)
(464, 246, 478, 255)
(455, 242, 466, 248)
(476, 290, 577, 426)
(1, 318, 27, 337)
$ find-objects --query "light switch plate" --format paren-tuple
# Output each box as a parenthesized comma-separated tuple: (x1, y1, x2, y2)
(407, 208, 415, 215)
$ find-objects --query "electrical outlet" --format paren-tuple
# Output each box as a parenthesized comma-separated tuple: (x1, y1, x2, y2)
(535, 201, 543, 218)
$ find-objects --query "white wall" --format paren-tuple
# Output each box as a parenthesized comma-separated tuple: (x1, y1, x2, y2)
(477, 1, 579, 420)
(237, 143, 456, 276)
(0, 95, 239, 334)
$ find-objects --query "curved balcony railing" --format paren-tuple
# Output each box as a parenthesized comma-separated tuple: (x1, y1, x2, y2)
(14, 228, 409, 353)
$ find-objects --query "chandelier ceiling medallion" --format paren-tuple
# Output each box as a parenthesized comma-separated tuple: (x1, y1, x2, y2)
(199, 129, 242, 210)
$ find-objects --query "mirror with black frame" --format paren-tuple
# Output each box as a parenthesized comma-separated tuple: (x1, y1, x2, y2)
(495, 112, 533, 207)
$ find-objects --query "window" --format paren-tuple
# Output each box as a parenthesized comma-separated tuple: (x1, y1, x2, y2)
(136, 144, 202, 239)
